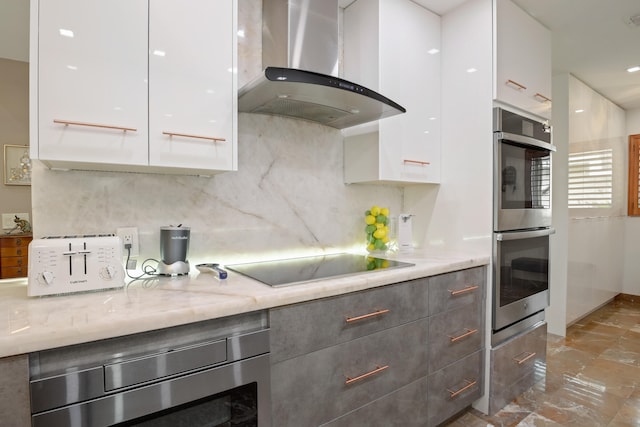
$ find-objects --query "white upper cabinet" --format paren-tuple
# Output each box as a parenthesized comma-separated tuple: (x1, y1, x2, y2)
(494, 0, 552, 119)
(31, 0, 237, 175)
(35, 0, 149, 167)
(148, 0, 236, 172)
(343, 0, 441, 185)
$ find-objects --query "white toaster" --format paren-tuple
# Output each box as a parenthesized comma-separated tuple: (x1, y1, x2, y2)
(28, 235, 125, 297)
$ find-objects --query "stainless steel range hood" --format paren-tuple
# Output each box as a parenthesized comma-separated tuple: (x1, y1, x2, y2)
(238, 0, 406, 130)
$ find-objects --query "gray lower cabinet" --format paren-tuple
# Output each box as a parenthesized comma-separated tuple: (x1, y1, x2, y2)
(427, 350, 484, 426)
(0, 354, 31, 427)
(271, 319, 429, 427)
(489, 321, 547, 415)
(270, 266, 487, 427)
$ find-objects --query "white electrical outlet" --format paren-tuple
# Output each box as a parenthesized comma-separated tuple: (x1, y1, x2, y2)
(116, 227, 139, 258)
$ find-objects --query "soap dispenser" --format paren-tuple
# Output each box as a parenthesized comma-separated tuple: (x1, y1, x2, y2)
(397, 214, 414, 253)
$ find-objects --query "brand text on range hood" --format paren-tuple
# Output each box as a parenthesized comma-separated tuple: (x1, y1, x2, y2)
(238, 0, 406, 129)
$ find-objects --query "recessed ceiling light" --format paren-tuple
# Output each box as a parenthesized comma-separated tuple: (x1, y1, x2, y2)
(153, 50, 166, 57)
(627, 66, 640, 73)
(466, 68, 478, 73)
(59, 29, 74, 38)
(427, 48, 440, 55)
(575, 109, 585, 113)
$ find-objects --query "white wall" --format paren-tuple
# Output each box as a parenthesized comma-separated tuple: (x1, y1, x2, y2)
(546, 73, 569, 336)
(563, 75, 626, 325)
(623, 108, 640, 295)
(28, 0, 405, 266)
(406, 0, 493, 257)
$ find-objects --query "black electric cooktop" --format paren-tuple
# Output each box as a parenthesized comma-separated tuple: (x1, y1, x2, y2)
(225, 253, 415, 288)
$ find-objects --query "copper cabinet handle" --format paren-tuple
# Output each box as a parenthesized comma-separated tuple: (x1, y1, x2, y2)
(345, 365, 389, 385)
(403, 159, 430, 166)
(54, 119, 137, 132)
(449, 328, 478, 343)
(514, 351, 536, 365)
(505, 79, 527, 90)
(345, 309, 390, 323)
(162, 131, 226, 142)
(448, 285, 479, 296)
(534, 93, 552, 103)
(447, 378, 477, 398)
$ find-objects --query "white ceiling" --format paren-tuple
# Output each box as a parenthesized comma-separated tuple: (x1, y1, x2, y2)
(4, 0, 640, 110)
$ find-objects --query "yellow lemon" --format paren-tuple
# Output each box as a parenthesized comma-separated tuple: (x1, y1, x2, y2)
(381, 207, 389, 217)
(376, 222, 385, 229)
(382, 236, 390, 243)
(365, 215, 376, 225)
(370, 205, 381, 216)
(373, 228, 386, 239)
(367, 243, 375, 252)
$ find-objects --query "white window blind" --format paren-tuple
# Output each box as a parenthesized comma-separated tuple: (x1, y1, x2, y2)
(568, 149, 613, 208)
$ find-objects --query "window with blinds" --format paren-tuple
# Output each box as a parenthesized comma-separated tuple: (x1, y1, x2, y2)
(628, 135, 640, 216)
(568, 148, 613, 208)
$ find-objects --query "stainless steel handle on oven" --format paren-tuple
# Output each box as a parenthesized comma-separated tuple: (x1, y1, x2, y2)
(496, 228, 556, 241)
(495, 131, 556, 152)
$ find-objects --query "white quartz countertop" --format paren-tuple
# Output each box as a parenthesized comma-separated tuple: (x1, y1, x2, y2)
(0, 252, 488, 358)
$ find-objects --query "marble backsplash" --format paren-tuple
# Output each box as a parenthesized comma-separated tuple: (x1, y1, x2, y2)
(30, 0, 405, 265)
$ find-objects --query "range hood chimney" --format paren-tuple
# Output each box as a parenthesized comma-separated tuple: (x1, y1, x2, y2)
(238, 0, 406, 130)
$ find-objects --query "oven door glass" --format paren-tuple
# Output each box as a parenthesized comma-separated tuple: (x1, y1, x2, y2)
(499, 141, 551, 210)
(493, 229, 552, 331)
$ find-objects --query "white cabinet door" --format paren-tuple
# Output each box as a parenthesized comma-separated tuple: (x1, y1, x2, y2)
(36, 0, 149, 166)
(149, 0, 237, 173)
(343, 0, 441, 185)
(494, 0, 552, 119)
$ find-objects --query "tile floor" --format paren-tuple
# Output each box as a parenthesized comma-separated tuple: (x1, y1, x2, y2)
(445, 294, 640, 426)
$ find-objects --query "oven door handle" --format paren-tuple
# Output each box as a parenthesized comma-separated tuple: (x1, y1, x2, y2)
(496, 228, 556, 241)
(495, 131, 556, 152)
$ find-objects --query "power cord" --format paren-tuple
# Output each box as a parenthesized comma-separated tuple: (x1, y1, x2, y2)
(124, 244, 161, 281)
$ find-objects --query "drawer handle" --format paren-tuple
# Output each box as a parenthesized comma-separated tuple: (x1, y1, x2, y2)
(345, 365, 389, 385)
(447, 378, 477, 398)
(514, 351, 536, 365)
(162, 131, 226, 142)
(534, 93, 552, 103)
(16, 239, 22, 245)
(448, 285, 479, 296)
(54, 119, 137, 132)
(505, 79, 527, 91)
(449, 328, 478, 343)
(16, 249, 23, 256)
(403, 159, 431, 166)
(345, 309, 390, 323)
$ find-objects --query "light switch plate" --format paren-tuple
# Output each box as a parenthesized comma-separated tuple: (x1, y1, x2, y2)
(2, 213, 30, 229)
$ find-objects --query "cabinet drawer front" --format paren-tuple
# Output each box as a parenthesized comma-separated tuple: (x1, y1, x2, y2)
(1, 266, 28, 278)
(428, 303, 483, 373)
(1, 257, 27, 267)
(489, 322, 547, 414)
(0, 236, 32, 248)
(427, 350, 483, 427)
(0, 247, 27, 257)
(428, 267, 485, 315)
(321, 377, 428, 427)
(270, 278, 428, 362)
(271, 319, 429, 427)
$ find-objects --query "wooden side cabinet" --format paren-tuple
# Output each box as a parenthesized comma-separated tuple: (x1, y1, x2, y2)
(0, 234, 32, 279)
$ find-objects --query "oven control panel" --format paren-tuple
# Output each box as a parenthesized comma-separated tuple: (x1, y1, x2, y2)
(28, 235, 124, 297)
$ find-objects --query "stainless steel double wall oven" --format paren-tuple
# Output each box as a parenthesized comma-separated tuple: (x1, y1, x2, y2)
(492, 107, 555, 344)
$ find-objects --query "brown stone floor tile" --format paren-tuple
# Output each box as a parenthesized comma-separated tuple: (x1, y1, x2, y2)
(577, 358, 640, 399)
(578, 321, 629, 337)
(563, 329, 619, 356)
(513, 412, 565, 426)
(546, 345, 596, 377)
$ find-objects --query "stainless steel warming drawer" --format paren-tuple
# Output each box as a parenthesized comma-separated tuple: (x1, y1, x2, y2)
(29, 313, 271, 427)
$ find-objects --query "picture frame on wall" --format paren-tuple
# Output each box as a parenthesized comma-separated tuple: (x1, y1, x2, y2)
(3, 144, 31, 186)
